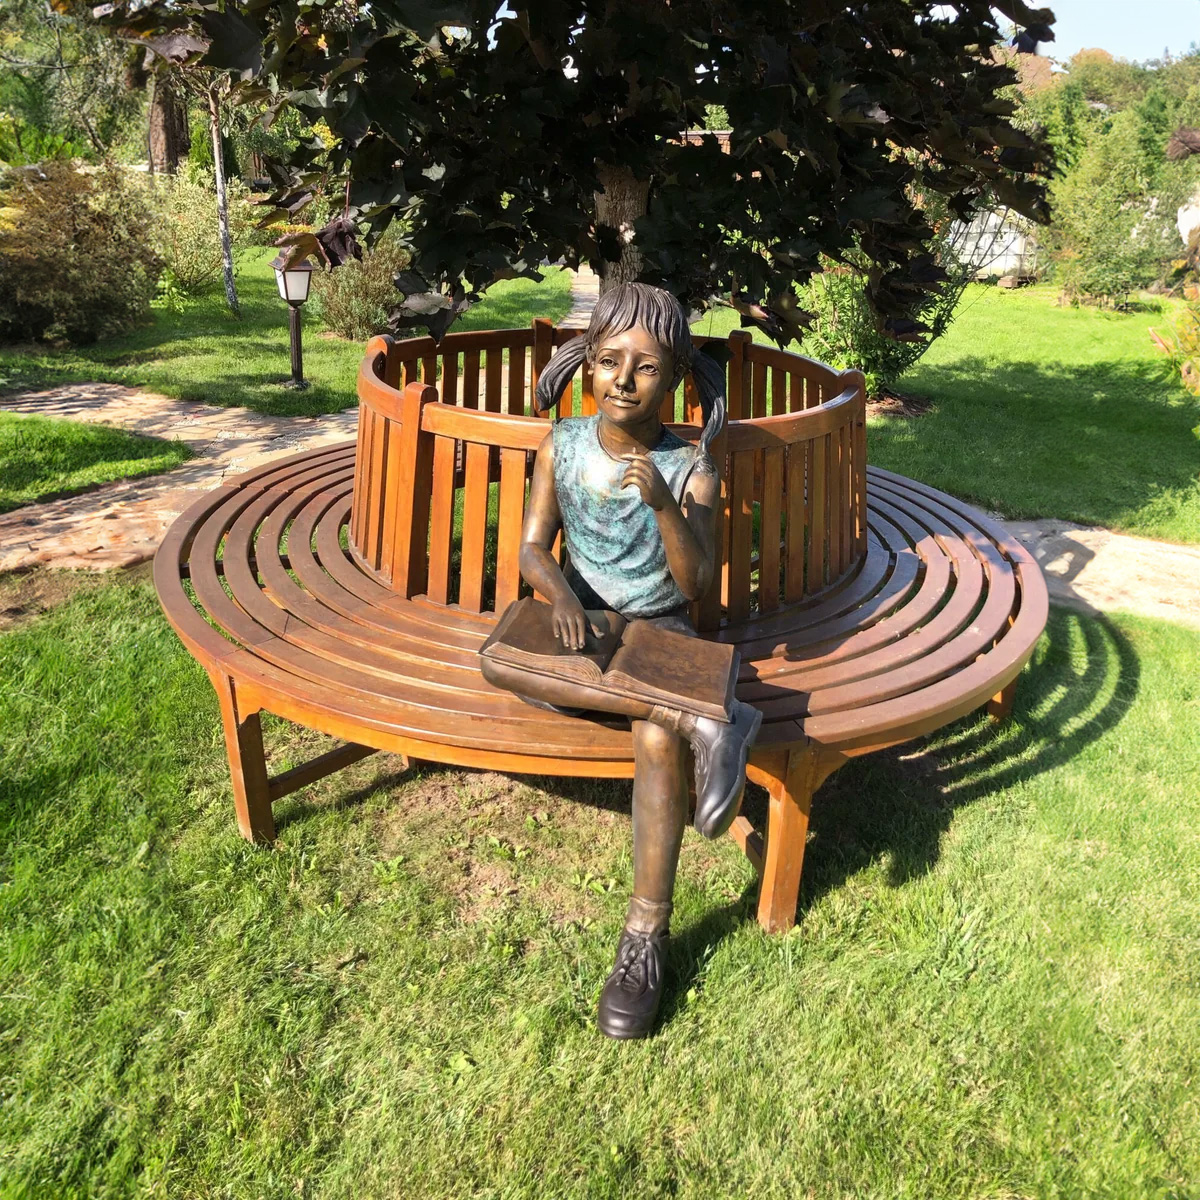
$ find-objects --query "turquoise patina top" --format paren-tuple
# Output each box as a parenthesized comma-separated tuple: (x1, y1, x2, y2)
(552, 414, 698, 618)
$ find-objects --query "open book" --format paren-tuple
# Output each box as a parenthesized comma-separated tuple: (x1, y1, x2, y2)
(480, 597, 738, 721)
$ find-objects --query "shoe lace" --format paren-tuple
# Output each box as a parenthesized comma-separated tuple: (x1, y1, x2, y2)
(612, 933, 658, 991)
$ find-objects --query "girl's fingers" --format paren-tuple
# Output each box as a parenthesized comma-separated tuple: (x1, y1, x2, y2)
(622, 465, 651, 499)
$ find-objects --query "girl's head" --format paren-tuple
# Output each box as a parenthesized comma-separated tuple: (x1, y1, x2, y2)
(534, 282, 726, 473)
(584, 282, 692, 390)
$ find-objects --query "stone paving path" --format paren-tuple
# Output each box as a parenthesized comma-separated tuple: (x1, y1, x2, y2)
(0, 384, 358, 572)
(1002, 517, 1200, 630)
(559, 263, 599, 328)
(1, 265, 1197, 627)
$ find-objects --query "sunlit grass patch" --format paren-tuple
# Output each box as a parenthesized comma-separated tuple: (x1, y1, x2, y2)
(0, 412, 192, 513)
(0, 251, 574, 419)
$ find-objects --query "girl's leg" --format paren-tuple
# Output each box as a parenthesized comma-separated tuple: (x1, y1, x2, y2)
(627, 720, 688, 933)
(482, 657, 759, 841)
(480, 657, 657, 722)
(597, 720, 687, 1040)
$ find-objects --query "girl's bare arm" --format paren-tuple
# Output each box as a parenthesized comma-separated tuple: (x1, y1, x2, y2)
(519, 432, 601, 649)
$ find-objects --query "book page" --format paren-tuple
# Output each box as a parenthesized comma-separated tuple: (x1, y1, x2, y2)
(480, 598, 626, 684)
(605, 621, 737, 720)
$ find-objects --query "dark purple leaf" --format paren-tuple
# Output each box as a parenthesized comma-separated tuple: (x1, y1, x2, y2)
(1167, 128, 1200, 161)
(198, 8, 263, 74)
(315, 217, 363, 268)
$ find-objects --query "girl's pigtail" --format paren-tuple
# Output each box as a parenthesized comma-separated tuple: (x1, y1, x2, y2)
(690, 350, 727, 475)
(533, 335, 589, 416)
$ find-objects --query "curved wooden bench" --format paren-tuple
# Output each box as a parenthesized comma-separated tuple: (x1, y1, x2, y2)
(154, 322, 1047, 933)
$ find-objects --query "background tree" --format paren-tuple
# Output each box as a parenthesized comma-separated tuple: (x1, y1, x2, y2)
(1048, 108, 1183, 303)
(1012, 43, 1200, 304)
(146, 71, 190, 173)
(98, 0, 1057, 347)
(1059, 48, 1149, 112)
(1, 0, 144, 162)
(114, 17, 249, 316)
(1017, 77, 1098, 171)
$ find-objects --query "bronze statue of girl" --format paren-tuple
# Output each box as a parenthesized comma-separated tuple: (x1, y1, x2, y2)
(480, 283, 761, 1038)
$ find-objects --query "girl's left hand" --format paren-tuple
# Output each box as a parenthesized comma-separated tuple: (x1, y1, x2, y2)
(621, 455, 674, 512)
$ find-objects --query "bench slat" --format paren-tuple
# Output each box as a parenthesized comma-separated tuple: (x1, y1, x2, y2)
(771, 366, 787, 417)
(458, 440, 491, 612)
(784, 438, 806, 602)
(426, 434, 457, 605)
(726, 448, 754, 622)
(506, 345, 527, 416)
(484, 347, 503, 413)
(759, 447, 783, 612)
(751, 360, 768, 420)
(810, 431, 828, 590)
(462, 349, 481, 410)
(495, 447, 527, 612)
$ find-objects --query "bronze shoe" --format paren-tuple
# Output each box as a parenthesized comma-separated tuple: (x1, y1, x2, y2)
(689, 700, 763, 839)
(596, 928, 668, 1039)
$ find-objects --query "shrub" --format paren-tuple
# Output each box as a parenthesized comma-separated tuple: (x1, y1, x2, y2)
(0, 161, 161, 344)
(186, 119, 239, 183)
(311, 225, 411, 340)
(0, 112, 90, 166)
(152, 172, 224, 294)
(796, 253, 970, 398)
(150, 171, 265, 296)
(795, 203, 983, 399)
(1150, 303, 1200, 395)
(1049, 109, 1185, 304)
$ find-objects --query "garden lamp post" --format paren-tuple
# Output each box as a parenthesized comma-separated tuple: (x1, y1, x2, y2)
(271, 255, 315, 389)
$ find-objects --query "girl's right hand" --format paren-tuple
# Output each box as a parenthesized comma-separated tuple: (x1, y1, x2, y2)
(552, 597, 601, 651)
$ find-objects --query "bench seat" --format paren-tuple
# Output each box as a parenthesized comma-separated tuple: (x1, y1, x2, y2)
(155, 437, 1046, 932)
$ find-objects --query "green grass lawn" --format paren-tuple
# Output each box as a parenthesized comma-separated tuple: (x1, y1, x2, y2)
(2, 571, 1198, 1197)
(0, 413, 192, 514)
(4, 267, 1198, 539)
(700, 287, 1200, 543)
(0, 251, 574, 418)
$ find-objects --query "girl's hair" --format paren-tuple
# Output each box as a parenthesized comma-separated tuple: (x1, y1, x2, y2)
(533, 282, 727, 473)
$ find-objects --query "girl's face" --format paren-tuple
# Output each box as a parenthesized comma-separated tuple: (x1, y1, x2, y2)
(590, 326, 675, 429)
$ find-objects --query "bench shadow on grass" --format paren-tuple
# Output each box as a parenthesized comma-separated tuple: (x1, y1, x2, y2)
(647, 610, 1142, 1005)
(779, 607, 1140, 922)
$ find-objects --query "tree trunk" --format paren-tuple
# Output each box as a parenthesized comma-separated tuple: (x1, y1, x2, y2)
(208, 85, 240, 318)
(594, 162, 650, 295)
(149, 74, 190, 174)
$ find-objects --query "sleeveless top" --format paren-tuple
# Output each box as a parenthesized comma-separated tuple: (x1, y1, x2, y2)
(552, 415, 698, 618)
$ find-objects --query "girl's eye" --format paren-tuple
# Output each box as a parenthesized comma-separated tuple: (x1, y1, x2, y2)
(639, 364, 658, 375)
(599, 357, 616, 368)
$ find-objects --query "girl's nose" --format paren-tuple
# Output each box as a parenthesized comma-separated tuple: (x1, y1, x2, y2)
(616, 358, 636, 391)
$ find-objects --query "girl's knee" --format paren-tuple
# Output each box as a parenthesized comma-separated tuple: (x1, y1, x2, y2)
(479, 657, 505, 688)
(633, 720, 682, 760)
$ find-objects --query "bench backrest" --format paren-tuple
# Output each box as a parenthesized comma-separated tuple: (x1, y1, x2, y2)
(351, 320, 866, 633)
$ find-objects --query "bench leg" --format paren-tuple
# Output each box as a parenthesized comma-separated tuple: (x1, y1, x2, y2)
(210, 671, 275, 843)
(988, 679, 1018, 722)
(756, 742, 843, 934)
